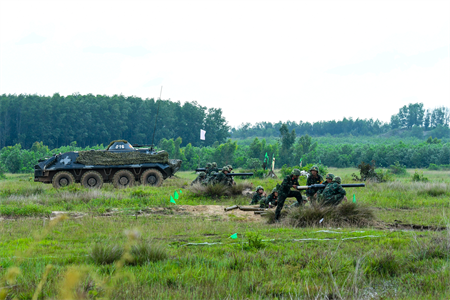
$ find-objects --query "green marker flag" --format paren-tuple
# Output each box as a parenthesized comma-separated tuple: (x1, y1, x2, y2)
(170, 196, 176, 204)
(174, 191, 179, 200)
(229, 233, 238, 239)
(353, 194, 356, 203)
(179, 189, 182, 194)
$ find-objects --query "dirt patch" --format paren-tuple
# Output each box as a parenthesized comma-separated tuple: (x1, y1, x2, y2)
(171, 205, 266, 222)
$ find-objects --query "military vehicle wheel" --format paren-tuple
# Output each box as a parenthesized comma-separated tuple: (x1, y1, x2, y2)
(52, 171, 75, 189)
(81, 171, 103, 189)
(140, 169, 163, 187)
(113, 169, 135, 188)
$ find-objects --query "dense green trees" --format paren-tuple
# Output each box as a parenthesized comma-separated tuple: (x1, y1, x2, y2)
(232, 103, 449, 138)
(0, 94, 230, 149)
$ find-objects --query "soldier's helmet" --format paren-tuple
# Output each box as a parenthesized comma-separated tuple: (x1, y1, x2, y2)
(256, 185, 264, 192)
(212, 162, 217, 167)
(222, 166, 230, 172)
(291, 169, 301, 176)
(326, 173, 335, 180)
(227, 165, 233, 170)
(272, 188, 278, 193)
(199, 172, 206, 177)
(333, 176, 341, 184)
(310, 166, 319, 172)
(206, 163, 212, 168)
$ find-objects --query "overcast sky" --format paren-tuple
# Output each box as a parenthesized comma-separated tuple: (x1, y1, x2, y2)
(1, 0, 449, 128)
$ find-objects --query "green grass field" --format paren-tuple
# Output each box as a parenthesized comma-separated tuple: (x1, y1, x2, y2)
(1, 168, 450, 299)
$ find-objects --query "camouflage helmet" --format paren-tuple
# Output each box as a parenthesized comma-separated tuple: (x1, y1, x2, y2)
(206, 163, 212, 168)
(227, 165, 233, 170)
(272, 188, 278, 193)
(199, 172, 206, 177)
(326, 173, 335, 180)
(309, 165, 319, 172)
(291, 169, 301, 176)
(333, 176, 341, 184)
(256, 185, 264, 192)
(212, 162, 217, 167)
(222, 166, 230, 172)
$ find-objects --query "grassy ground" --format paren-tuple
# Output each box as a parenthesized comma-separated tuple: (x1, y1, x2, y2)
(1, 168, 450, 299)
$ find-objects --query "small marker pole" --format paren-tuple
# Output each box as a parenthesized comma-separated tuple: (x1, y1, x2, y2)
(353, 194, 356, 203)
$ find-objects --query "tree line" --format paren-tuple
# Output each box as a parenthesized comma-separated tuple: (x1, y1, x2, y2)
(1, 134, 449, 175)
(231, 103, 450, 139)
(0, 93, 230, 149)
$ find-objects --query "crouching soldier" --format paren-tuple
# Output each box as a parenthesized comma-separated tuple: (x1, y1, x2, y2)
(214, 166, 233, 186)
(319, 176, 347, 206)
(191, 172, 207, 186)
(260, 188, 278, 208)
(275, 169, 304, 221)
(306, 166, 323, 203)
(250, 186, 266, 205)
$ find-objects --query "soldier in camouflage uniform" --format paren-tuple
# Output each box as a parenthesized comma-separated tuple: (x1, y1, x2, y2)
(250, 186, 266, 205)
(306, 166, 324, 203)
(260, 188, 278, 208)
(317, 173, 334, 196)
(205, 163, 212, 176)
(319, 176, 347, 206)
(275, 169, 304, 221)
(191, 172, 207, 186)
(214, 166, 233, 186)
(227, 165, 236, 185)
(210, 162, 219, 174)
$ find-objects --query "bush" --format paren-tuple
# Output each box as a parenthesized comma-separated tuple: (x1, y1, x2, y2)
(427, 163, 441, 170)
(265, 202, 375, 227)
(412, 171, 428, 182)
(129, 242, 168, 265)
(352, 161, 389, 182)
(389, 161, 407, 175)
(90, 243, 123, 265)
(90, 242, 167, 265)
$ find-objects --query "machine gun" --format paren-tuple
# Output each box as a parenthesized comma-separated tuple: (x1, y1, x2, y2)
(195, 168, 207, 172)
(296, 183, 365, 190)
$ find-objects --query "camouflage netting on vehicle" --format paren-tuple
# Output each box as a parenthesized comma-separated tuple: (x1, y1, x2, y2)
(76, 150, 169, 166)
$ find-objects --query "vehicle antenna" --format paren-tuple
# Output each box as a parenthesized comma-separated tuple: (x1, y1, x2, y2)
(150, 86, 163, 151)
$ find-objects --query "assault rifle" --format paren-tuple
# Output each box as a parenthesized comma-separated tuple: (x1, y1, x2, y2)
(296, 183, 365, 190)
(195, 168, 207, 172)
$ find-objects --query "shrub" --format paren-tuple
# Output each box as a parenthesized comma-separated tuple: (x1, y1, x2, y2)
(389, 161, 407, 175)
(417, 186, 448, 197)
(352, 160, 389, 182)
(427, 163, 441, 170)
(245, 232, 265, 250)
(90, 242, 168, 265)
(90, 243, 123, 265)
(412, 171, 428, 182)
(265, 202, 375, 227)
(129, 242, 168, 265)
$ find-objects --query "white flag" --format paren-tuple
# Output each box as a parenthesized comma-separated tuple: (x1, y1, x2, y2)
(200, 129, 206, 140)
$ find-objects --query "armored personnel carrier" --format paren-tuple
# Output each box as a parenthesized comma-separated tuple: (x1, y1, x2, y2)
(34, 140, 182, 189)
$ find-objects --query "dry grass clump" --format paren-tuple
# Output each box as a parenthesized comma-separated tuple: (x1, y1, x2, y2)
(90, 241, 168, 265)
(264, 202, 375, 227)
(129, 242, 168, 265)
(90, 243, 123, 265)
(189, 182, 252, 198)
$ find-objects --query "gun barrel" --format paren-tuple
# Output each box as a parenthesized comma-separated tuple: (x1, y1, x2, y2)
(226, 173, 254, 176)
(296, 183, 365, 190)
(195, 168, 206, 172)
